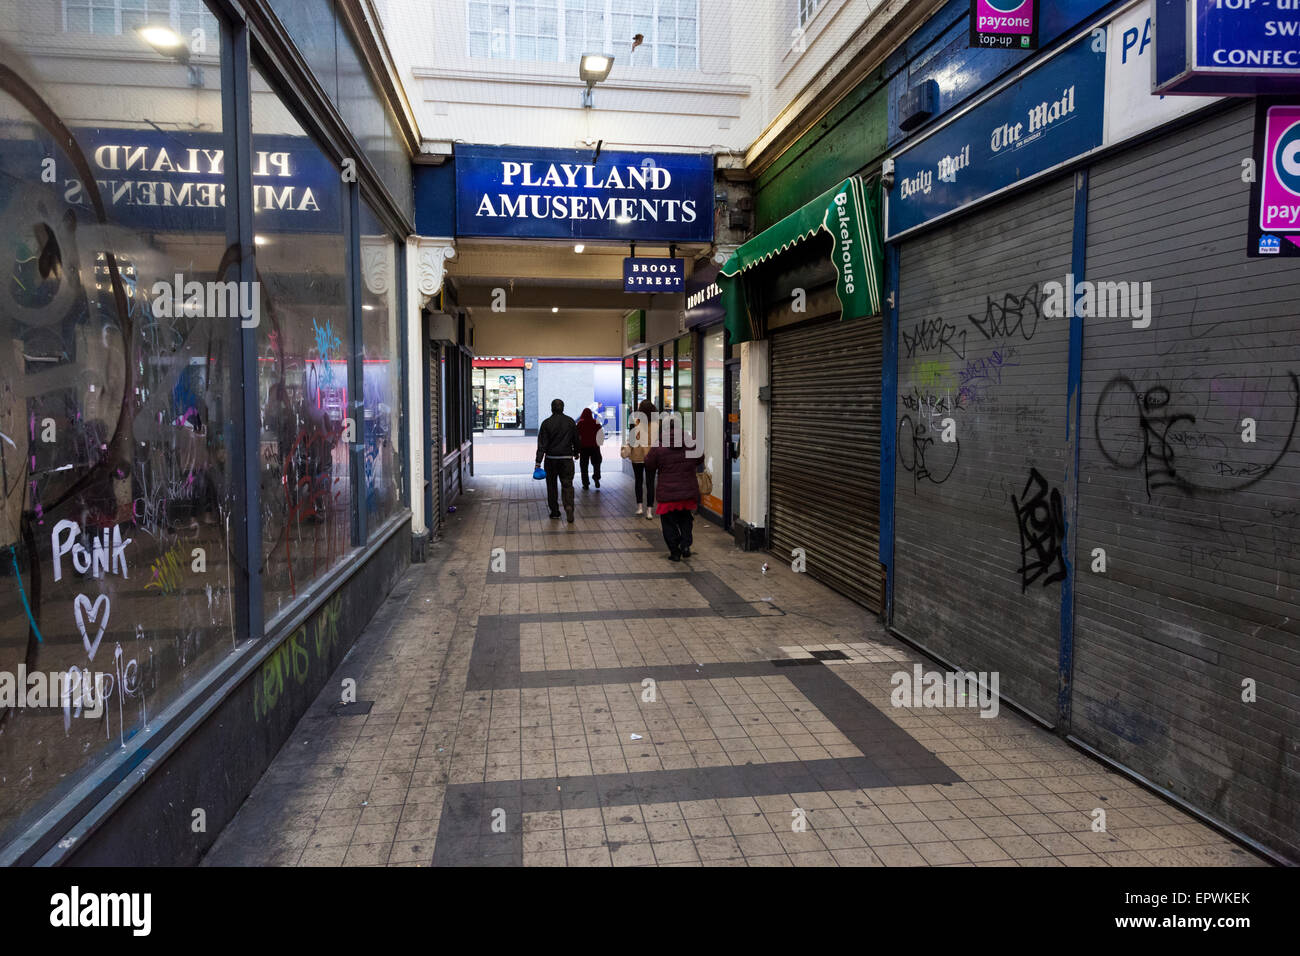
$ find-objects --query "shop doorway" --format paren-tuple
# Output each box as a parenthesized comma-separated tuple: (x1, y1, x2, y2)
(726, 358, 741, 529)
(472, 363, 525, 430)
(472, 385, 485, 431)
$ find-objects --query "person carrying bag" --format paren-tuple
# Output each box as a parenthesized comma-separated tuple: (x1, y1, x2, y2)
(623, 399, 658, 518)
(644, 416, 701, 561)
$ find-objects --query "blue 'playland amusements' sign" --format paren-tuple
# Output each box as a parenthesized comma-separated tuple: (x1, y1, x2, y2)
(44, 128, 342, 232)
(886, 33, 1106, 238)
(1154, 0, 1300, 95)
(455, 145, 714, 242)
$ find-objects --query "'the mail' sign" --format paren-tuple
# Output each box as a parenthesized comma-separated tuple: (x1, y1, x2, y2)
(624, 257, 685, 292)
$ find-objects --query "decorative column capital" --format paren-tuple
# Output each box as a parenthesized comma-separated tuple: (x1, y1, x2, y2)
(413, 238, 456, 309)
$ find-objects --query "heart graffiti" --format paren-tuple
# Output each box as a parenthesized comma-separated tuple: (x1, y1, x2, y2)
(74, 594, 111, 660)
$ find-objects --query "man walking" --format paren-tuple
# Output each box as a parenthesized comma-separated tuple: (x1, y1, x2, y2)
(535, 398, 580, 522)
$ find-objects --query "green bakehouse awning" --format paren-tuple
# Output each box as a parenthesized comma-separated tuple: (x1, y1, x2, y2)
(719, 176, 884, 345)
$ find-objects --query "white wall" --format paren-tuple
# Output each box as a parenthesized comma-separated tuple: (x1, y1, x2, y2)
(376, 0, 899, 159)
(537, 361, 595, 423)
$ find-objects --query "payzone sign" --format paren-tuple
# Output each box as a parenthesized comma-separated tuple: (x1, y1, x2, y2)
(970, 0, 1040, 49)
(1249, 101, 1300, 256)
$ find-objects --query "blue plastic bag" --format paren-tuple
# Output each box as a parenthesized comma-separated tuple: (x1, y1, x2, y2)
(533, 465, 546, 480)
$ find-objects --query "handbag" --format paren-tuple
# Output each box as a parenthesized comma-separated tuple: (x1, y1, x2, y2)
(697, 469, 713, 496)
(619, 444, 631, 459)
(532, 465, 546, 480)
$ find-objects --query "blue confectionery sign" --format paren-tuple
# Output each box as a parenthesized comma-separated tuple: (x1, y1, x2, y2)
(455, 145, 714, 242)
(1153, 0, 1300, 95)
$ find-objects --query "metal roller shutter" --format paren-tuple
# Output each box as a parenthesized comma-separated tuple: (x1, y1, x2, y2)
(1074, 101, 1300, 859)
(893, 177, 1075, 724)
(770, 315, 883, 613)
(428, 339, 441, 533)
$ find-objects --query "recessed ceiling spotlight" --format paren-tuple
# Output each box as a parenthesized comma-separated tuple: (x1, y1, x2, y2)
(551, 307, 559, 313)
(574, 244, 585, 253)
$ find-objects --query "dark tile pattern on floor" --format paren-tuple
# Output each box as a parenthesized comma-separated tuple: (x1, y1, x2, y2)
(202, 469, 1269, 868)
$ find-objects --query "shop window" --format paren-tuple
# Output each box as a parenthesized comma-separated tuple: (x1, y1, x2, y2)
(702, 328, 725, 514)
(0, 0, 235, 844)
(251, 62, 354, 622)
(662, 344, 675, 412)
(649, 348, 662, 411)
(636, 351, 648, 410)
(479, 367, 524, 430)
(359, 202, 404, 529)
(622, 355, 634, 432)
(675, 333, 693, 437)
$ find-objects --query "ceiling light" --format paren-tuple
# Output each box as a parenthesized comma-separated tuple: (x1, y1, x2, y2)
(552, 307, 559, 313)
(254, 235, 268, 246)
(574, 244, 585, 253)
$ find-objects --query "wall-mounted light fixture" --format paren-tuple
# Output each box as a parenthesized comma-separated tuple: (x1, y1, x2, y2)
(138, 25, 203, 87)
(579, 53, 614, 109)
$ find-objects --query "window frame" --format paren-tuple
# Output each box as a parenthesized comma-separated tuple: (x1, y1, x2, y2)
(466, 0, 698, 70)
(62, 0, 211, 36)
(798, 0, 821, 30)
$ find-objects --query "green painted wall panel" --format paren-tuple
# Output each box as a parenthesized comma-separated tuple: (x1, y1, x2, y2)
(754, 67, 889, 232)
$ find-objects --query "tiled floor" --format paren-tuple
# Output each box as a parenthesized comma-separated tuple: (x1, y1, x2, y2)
(203, 467, 1269, 867)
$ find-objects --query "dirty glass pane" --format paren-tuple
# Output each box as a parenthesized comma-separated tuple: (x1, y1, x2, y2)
(0, 0, 235, 843)
(358, 201, 403, 529)
(251, 64, 354, 622)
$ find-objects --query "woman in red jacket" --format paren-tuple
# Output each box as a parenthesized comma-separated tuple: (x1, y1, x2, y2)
(644, 416, 701, 561)
(575, 407, 604, 489)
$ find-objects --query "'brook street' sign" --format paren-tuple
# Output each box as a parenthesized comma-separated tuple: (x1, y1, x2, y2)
(623, 257, 684, 292)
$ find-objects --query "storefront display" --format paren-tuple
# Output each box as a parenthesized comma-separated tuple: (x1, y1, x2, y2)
(700, 328, 725, 519)
(472, 364, 525, 430)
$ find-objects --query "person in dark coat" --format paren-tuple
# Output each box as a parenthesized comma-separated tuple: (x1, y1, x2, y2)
(576, 407, 604, 490)
(535, 398, 580, 521)
(644, 416, 701, 561)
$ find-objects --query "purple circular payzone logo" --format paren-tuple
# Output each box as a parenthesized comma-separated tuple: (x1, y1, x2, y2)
(1273, 119, 1300, 197)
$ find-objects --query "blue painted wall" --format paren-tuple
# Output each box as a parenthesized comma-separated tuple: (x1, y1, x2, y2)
(414, 162, 456, 237)
(886, 0, 1119, 149)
